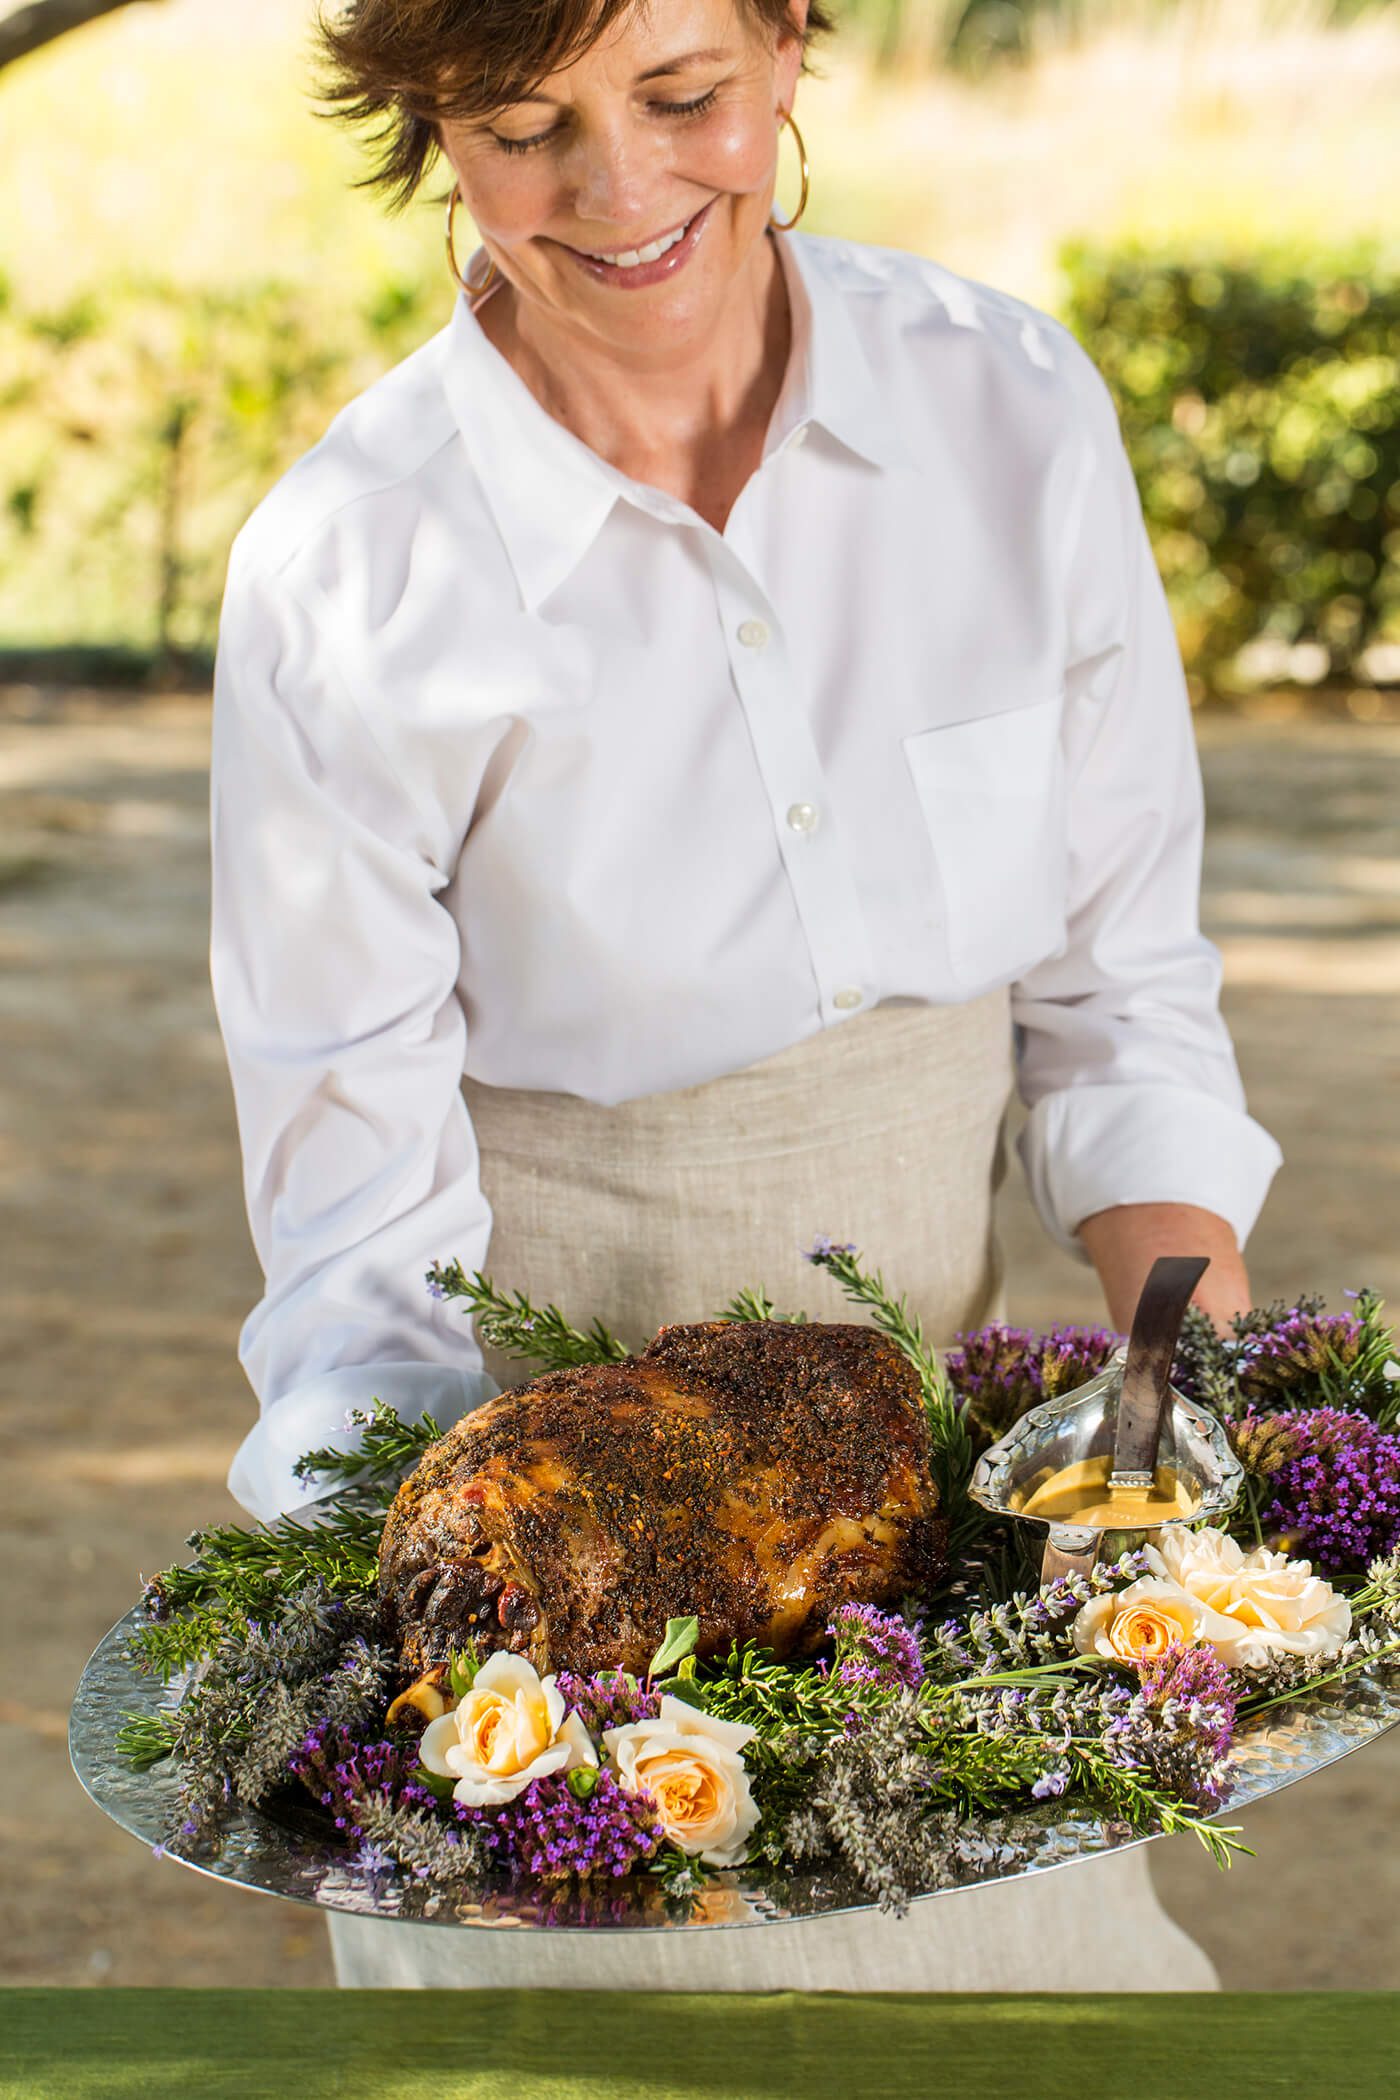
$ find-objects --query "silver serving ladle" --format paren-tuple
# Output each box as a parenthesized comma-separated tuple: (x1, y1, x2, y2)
(968, 1253, 1242, 1584)
(1037, 1253, 1207, 1582)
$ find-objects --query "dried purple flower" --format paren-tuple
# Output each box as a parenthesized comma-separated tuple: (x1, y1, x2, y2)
(1136, 1642, 1238, 1763)
(553, 1670, 658, 1736)
(825, 1603, 926, 1693)
(493, 1770, 662, 1881)
(945, 1322, 1122, 1445)
(1104, 1641, 1238, 1809)
(1232, 1407, 1400, 1572)
(1235, 1310, 1363, 1407)
(288, 1724, 433, 1839)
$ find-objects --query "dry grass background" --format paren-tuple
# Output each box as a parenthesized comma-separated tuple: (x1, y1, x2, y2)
(2, 0, 1399, 1994)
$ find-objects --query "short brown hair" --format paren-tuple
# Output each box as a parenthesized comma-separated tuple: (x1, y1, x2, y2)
(315, 0, 834, 211)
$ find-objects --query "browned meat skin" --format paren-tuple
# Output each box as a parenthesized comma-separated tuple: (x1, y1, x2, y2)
(377, 1319, 946, 1681)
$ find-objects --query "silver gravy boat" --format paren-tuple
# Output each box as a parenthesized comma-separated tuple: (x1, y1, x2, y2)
(968, 1255, 1244, 1583)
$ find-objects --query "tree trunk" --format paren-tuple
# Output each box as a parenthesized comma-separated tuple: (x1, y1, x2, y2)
(0, 0, 157, 73)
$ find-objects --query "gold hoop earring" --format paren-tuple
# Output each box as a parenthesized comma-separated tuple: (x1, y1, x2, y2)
(769, 109, 809, 233)
(445, 184, 498, 300)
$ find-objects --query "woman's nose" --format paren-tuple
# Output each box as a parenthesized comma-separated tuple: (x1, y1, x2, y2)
(563, 124, 654, 227)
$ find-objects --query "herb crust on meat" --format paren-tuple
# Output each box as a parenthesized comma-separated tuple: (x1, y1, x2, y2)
(378, 1319, 946, 1681)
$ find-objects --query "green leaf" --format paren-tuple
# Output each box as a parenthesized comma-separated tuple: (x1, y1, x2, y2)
(413, 1764, 458, 1806)
(647, 1616, 699, 1679)
(448, 1645, 481, 1698)
(651, 1676, 710, 1712)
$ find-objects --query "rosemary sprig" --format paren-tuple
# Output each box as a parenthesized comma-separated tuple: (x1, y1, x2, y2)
(1351, 1288, 1400, 1427)
(802, 1239, 980, 1549)
(128, 1601, 248, 1683)
(292, 1399, 443, 1490)
(115, 1711, 179, 1770)
(1065, 1744, 1249, 1869)
(699, 1639, 860, 1736)
(428, 1259, 630, 1369)
(718, 1285, 808, 1325)
(132, 1499, 385, 1681)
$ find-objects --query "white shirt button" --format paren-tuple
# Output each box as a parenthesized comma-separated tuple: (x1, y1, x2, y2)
(786, 802, 819, 835)
(736, 619, 769, 650)
(833, 987, 863, 1011)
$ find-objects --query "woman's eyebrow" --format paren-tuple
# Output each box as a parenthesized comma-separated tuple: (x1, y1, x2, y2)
(510, 48, 732, 105)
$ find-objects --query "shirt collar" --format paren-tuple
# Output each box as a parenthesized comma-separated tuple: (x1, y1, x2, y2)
(438, 231, 904, 613)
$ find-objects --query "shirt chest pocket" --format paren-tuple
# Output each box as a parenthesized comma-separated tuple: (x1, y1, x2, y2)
(902, 696, 1069, 989)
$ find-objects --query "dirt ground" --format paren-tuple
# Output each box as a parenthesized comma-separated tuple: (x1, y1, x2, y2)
(2, 686, 1398, 1990)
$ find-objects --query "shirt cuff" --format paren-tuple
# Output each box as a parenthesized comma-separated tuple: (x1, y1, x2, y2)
(1016, 1081, 1285, 1266)
(226, 1361, 501, 1525)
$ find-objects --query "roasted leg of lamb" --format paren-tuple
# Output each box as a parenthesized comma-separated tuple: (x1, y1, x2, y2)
(378, 1319, 946, 1681)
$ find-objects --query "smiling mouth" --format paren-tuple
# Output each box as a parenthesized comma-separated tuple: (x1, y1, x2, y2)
(570, 210, 702, 270)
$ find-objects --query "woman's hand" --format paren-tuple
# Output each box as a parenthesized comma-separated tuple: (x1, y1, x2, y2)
(1075, 1202, 1253, 1339)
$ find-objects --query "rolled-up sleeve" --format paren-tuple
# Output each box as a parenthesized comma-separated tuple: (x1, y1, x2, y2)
(1013, 345, 1284, 1263)
(210, 545, 497, 1522)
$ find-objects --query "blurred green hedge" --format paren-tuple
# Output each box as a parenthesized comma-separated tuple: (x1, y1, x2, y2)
(1059, 237, 1400, 693)
(0, 271, 437, 675)
(2, 240, 1398, 689)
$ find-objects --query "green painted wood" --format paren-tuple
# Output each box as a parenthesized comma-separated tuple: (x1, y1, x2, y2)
(2, 1989, 1397, 2100)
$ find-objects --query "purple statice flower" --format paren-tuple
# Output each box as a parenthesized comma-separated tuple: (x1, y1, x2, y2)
(1232, 1407, 1400, 1572)
(288, 1724, 433, 1839)
(494, 1770, 662, 1882)
(945, 1322, 1122, 1445)
(552, 1670, 658, 1736)
(1235, 1310, 1363, 1408)
(825, 1603, 926, 1693)
(426, 1276, 446, 1301)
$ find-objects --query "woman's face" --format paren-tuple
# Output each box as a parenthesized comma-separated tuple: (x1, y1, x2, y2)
(437, 0, 808, 356)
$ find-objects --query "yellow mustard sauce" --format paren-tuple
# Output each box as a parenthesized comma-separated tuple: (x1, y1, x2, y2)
(1014, 1455, 1199, 1530)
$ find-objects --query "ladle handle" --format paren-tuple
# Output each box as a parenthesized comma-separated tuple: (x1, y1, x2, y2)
(1113, 1253, 1210, 1480)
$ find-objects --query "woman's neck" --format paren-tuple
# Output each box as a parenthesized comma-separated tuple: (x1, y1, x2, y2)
(477, 232, 792, 535)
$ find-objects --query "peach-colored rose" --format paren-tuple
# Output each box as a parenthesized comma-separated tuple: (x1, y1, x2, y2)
(417, 1652, 596, 1807)
(1072, 1578, 1204, 1665)
(1145, 1526, 1351, 1670)
(604, 1697, 759, 1867)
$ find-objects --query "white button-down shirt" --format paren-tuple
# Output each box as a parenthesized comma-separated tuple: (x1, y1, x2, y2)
(211, 229, 1282, 1521)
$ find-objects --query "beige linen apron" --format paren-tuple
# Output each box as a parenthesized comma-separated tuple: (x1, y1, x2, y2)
(327, 995, 1216, 1991)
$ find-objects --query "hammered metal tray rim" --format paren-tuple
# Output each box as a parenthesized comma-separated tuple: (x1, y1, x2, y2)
(69, 1592, 1400, 1933)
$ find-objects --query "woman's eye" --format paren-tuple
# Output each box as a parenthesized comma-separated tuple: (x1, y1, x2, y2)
(658, 88, 719, 120)
(490, 87, 719, 155)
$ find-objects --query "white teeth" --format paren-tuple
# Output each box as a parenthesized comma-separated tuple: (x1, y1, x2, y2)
(585, 218, 690, 268)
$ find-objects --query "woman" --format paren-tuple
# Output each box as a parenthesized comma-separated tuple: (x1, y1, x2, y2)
(209, 0, 1282, 1990)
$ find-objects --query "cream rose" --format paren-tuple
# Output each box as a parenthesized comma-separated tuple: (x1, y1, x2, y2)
(604, 1697, 759, 1867)
(1144, 1526, 1351, 1670)
(1072, 1577, 1205, 1665)
(417, 1652, 596, 1807)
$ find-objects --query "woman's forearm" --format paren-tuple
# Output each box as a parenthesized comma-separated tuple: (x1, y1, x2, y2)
(1075, 1202, 1253, 1338)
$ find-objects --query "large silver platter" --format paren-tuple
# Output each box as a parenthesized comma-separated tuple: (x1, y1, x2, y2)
(70, 1590, 1400, 1932)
